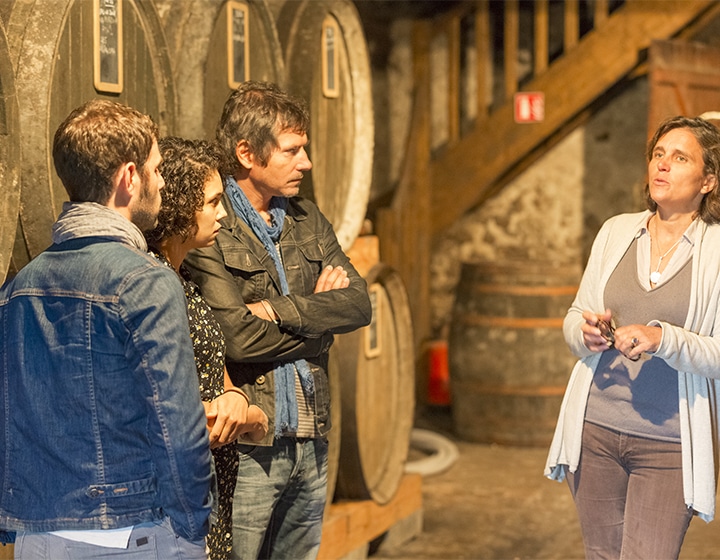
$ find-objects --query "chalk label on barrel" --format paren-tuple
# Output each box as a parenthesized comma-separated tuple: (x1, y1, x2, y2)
(364, 283, 382, 358)
(227, 1, 250, 88)
(94, 0, 123, 93)
(322, 15, 340, 98)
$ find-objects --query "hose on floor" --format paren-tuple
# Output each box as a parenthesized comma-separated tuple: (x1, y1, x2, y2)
(404, 428, 459, 477)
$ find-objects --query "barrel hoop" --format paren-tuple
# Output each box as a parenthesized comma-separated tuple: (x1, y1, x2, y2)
(451, 380, 567, 397)
(459, 314, 564, 329)
(471, 284, 578, 296)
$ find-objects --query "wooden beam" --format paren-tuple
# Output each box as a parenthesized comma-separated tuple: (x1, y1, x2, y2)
(674, 1, 720, 40)
(447, 14, 461, 144)
(626, 1, 720, 79)
(594, 0, 609, 27)
(376, 18, 433, 348)
(429, 0, 715, 236)
(318, 474, 423, 560)
(504, 0, 518, 99)
(564, 0, 579, 50)
(534, 0, 548, 75)
(475, 0, 490, 119)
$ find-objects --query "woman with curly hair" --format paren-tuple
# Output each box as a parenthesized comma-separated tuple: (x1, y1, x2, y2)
(145, 137, 268, 560)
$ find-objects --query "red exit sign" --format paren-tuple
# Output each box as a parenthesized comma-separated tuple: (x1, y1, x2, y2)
(514, 92, 544, 123)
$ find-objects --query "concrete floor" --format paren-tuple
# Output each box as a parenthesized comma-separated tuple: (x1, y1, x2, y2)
(370, 406, 720, 560)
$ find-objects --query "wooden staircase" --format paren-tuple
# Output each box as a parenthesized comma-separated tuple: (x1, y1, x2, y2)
(375, 0, 719, 358)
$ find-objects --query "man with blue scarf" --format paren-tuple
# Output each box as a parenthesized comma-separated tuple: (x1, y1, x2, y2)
(184, 81, 372, 559)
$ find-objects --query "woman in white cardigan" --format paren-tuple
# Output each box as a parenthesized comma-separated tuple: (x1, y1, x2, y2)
(545, 115, 720, 559)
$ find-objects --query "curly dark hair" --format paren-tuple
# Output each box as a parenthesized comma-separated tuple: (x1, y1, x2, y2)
(645, 115, 720, 224)
(216, 81, 310, 176)
(144, 137, 223, 247)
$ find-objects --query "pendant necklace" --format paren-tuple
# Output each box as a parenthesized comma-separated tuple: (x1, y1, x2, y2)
(649, 219, 684, 285)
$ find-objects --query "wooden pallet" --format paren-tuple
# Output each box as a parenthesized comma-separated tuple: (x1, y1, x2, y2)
(319, 473, 424, 560)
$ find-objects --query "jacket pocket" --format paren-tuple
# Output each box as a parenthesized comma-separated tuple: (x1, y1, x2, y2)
(222, 247, 269, 298)
(222, 247, 266, 275)
(296, 238, 325, 265)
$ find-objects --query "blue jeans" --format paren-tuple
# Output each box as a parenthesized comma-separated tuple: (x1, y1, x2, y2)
(231, 437, 328, 560)
(566, 422, 693, 560)
(14, 517, 207, 559)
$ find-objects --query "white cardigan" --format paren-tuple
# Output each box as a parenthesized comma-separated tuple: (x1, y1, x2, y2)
(544, 210, 720, 521)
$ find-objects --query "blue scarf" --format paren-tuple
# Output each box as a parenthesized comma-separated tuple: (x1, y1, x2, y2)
(225, 177, 315, 436)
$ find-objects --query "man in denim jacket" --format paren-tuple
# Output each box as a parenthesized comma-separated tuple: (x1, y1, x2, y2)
(184, 81, 372, 559)
(0, 100, 212, 558)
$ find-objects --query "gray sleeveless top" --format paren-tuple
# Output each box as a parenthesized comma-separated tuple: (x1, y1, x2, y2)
(585, 239, 691, 441)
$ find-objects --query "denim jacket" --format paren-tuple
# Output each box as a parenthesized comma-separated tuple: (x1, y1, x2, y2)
(0, 231, 212, 541)
(185, 195, 372, 444)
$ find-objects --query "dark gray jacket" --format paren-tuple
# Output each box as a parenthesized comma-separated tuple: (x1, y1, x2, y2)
(185, 194, 372, 445)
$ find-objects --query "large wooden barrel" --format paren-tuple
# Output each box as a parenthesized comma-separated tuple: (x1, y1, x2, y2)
(156, 0, 285, 140)
(275, 0, 373, 251)
(7, 0, 176, 260)
(449, 261, 580, 447)
(333, 263, 415, 505)
(0, 22, 20, 285)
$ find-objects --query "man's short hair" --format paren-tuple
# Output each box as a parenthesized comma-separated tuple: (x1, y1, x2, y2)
(216, 81, 310, 175)
(53, 99, 159, 204)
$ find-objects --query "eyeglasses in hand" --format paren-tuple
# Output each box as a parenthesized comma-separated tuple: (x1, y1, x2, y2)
(597, 319, 615, 347)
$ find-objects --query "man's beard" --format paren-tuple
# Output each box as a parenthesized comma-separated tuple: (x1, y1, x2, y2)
(131, 174, 160, 232)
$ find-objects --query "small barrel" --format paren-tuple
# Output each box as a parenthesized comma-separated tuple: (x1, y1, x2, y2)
(333, 263, 415, 505)
(8, 0, 176, 260)
(449, 261, 580, 447)
(275, 0, 373, 251)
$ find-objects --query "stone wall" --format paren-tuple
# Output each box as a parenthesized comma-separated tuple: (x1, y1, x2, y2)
(430, 78, 648, 337)
(359, 6, 650, 339)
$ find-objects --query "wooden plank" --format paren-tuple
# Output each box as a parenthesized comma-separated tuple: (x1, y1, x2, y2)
(318, 473, 423, 560)
(504, 0, 519, 98)
(429, 0, 715, 235)
(564, 0, 579, 51)
(648, 39, 720, 135)
(447, 14, 461, 144)
(474, 0, 490, 119)
(594, 0, 609, 27)
(674, 1, 720, 41)
(377, 17, 433, 350)
(534, 0, 548, 75)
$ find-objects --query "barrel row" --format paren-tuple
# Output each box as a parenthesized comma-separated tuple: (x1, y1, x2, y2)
(0, 0, 374, 286)
(0, 0, 416, 516)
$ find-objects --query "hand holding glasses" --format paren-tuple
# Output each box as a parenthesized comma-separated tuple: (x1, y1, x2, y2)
(597, 318, 640, 361)
(597, 319, 615, 347)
